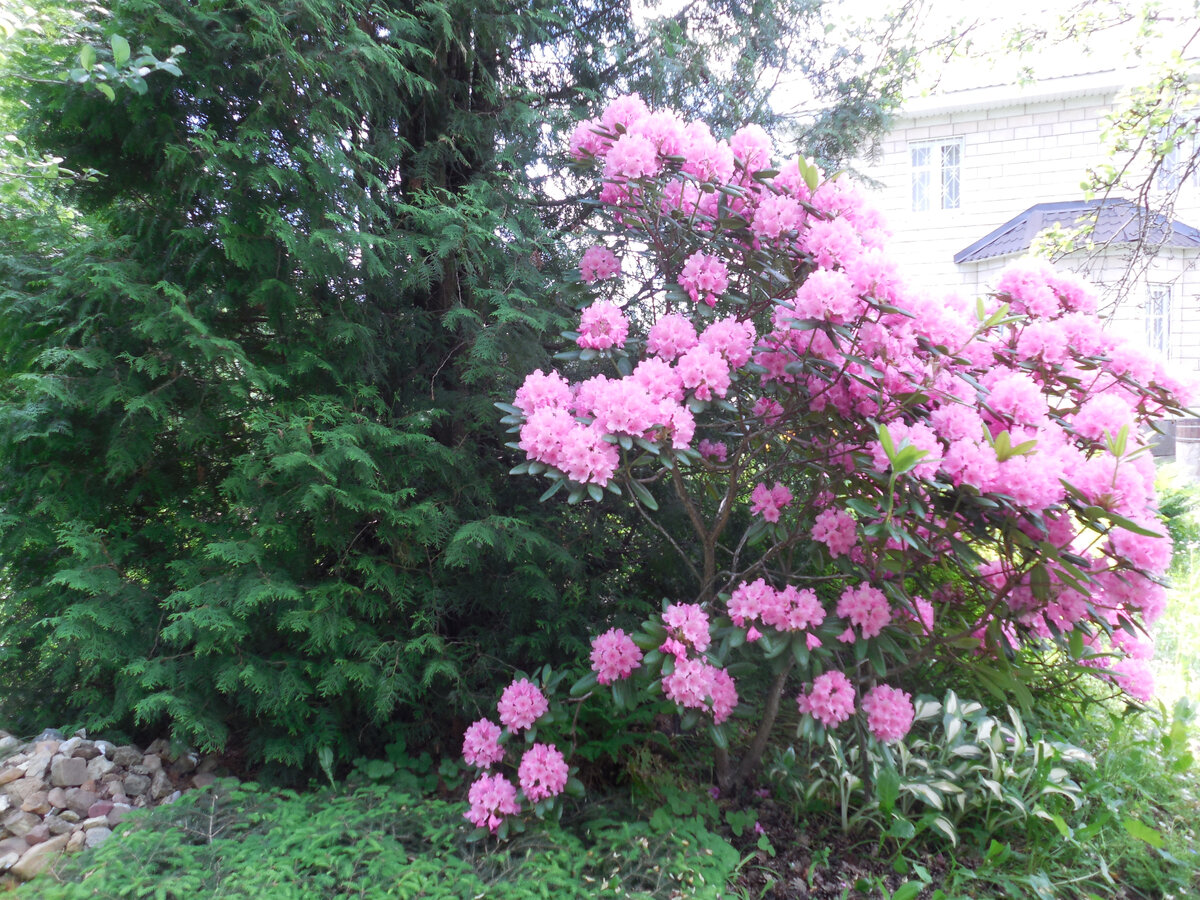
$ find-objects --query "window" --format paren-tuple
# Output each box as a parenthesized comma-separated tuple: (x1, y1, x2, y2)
(911, 139, 962, 212)
(1154, 119, 1197, 192)
(1146, 283, 1171, 356)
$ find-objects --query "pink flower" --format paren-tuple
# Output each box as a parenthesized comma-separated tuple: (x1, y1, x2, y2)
(590, 628, 643, 685)
(462, 719, 505, 769)
(750, 482, 792, 522)
(679, 252, 729, 306)
(698, 439, 728, 461)
(646, 313, 699, 360)
(465, 773, 521, 832)
(497, 678, 549, 733)
(861, 684, 914, 743)
(517, 743, 569, 802)
(577, 301, 629, 350)
(699, 317, 756, 367)
(580, 246, 620, 283)
(662, 657, 715, 710)
(797, 671, 855, 728)
(514, 369, 572, 414)
(811, 508, 857, 558)
(663, 603, 711, 652)
(836, 583, 891, 639)
(677, 346, 731, 400)
(710, 668, 738, 724)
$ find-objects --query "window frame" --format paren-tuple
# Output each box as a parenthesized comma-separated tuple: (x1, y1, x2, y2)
(910, 137, 963, 213)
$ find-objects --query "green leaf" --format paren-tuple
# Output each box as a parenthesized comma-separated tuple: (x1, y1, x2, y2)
(79, 45, 96, 70)
(1122, 817, 1164, 848)
(876, 766, 900, 815)
(892, 883, 923, 900)
(629, 479, 658, 511)
(570, 671, 598, 698)
(96, 83, 116, 102)
(111, 34, 131, 67)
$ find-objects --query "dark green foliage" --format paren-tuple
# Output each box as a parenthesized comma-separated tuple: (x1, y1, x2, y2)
(0, 0, 627, 763)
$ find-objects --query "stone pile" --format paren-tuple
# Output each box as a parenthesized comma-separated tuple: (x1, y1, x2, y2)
(0, 729, 215, 881)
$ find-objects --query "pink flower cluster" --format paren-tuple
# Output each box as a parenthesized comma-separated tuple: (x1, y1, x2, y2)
(679, 251, 729, 306)
(811, 508, 857, 558)
(580, 245, 620, 283)
(466, 773, 520, 832)
(836, 583, 891, 640)
(797, 671, 855, 728)
(796, 675, 915, 743)
(750, 482, 792, 522)
(661, 658, 738, 724)
(517, 743, 569, 802)
(860, 685, 915, 743)
(577, 301, 629, 350)
(662, 603, 711, 653)
(590, 628, 643, 685)
(497, 678, 549, 732)
(727, 578, 824, 636)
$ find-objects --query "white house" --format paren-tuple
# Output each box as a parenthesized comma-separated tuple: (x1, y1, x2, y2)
(855, 68, 1200, 377)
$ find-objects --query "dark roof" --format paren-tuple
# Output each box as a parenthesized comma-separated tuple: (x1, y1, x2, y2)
(953, 199, 1200, 264)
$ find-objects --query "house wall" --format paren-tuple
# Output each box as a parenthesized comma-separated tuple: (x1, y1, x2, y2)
(856, 75, 1200, 376)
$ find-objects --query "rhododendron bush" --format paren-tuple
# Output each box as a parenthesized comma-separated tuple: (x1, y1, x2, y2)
(466, 94, 1194, 832)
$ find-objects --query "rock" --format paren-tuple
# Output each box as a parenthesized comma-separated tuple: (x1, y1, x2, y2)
(94, 741, 115, 760)
(196, 757, 219, 775)
(149, 769, 172, 800)
(163, 790, 182, 805)
(5, 776, 45, 803)
(87, 800, 113, 819)
(20, 792, 50, 816)
(0, 794, 9, 814)
(127, 764, 150, 777)
(110, 746, 143, 768)
(0, 836, 26, 871)
(72, 741, 101, 761)
(44, 815, 73, 836)
(81, 778, 99, 794)
(123, 773, 150, 797)
(34, 728, 64, 743)
(146, 739, 170, 756)
(106, 804, 132, 827)
(10, 832, 69, 879)
(64, 788, 97, 815)
(192, 773, 216, 789)
(171, 753, 198, 775)
(73, 729, 87, 739)
(57, 810, 80, 824)
(0, 735, 19, 756)
(4, 811, 40, 837)
(66, 830, 85, 852)
(21, 752, 51, 780)
(58, 737, 82, 757)
(85, 755, 115, 781)
(33, 740, 60, 756)
(83, 827, 111, 849)
(24, 824, 48, 846)
(0, 767, 22, 786)
(46, 786, 68, 809)
(80, 816, 108, 830)
(143, 754, 163, 773)
(49, 756, 87, 787)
